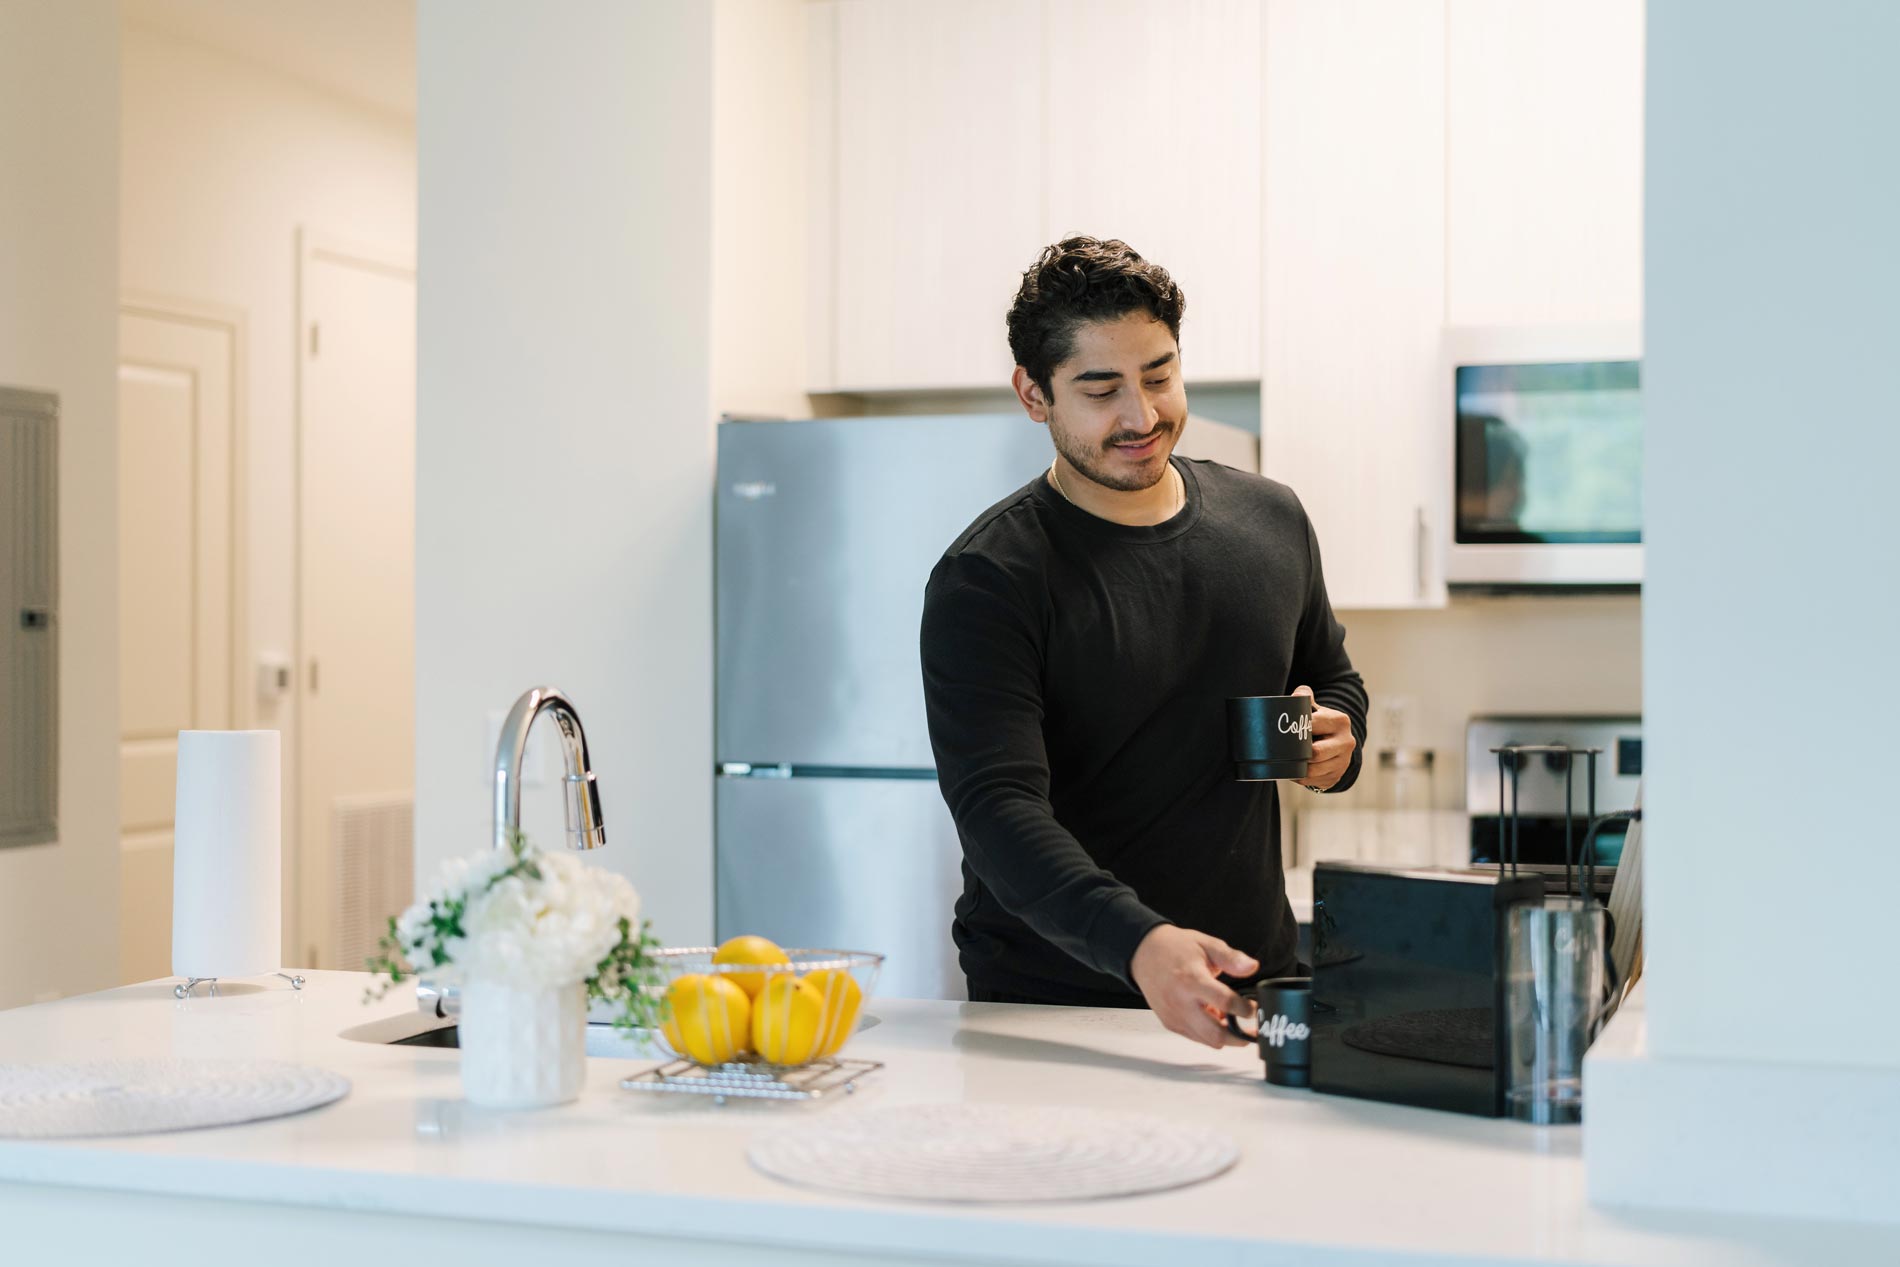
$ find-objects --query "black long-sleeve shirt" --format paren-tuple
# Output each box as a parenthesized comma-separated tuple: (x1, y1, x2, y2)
(920, 456, 1369, 1005)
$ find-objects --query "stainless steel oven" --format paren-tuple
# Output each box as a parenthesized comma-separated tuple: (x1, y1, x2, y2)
(1444, 325, 1643, 588)
(1465, 714, 1643, 895)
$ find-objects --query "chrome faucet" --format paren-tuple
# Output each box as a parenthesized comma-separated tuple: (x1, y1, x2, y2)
(419, 686, 606, 1019)
(493, 686, 606, 852)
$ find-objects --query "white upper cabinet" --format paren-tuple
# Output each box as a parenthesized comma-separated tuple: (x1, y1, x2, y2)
(1445, 0, 1645, 327)
(1043, 0, 1262, 383)
(823, 0, 1046, 392)
(814, 0, 1262, 392)
(1263, 0, 1448, 610)
(809, 0, 1643, 607)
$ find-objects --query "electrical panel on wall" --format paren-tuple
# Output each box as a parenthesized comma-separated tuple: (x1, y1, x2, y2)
(1, 386, 58, 848)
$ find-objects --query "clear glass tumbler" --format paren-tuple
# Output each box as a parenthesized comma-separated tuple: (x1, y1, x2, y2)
(1504, 896, 1609, 1124)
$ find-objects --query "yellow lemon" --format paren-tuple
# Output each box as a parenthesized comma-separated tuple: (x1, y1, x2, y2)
(659, 1011, 687, 1057)
(803, 968, 864, 1058)
(712, 935, 790, 1000)
(750, 974, 825, 1066)
(663, 973, 751, 1066)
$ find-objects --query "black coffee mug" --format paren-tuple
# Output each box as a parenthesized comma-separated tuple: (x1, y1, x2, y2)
(1226, 976, 1313, 1087)
(1227, 695, 1314, 781)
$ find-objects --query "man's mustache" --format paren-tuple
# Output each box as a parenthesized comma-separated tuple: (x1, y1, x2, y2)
(1104, 421, 1176, 448)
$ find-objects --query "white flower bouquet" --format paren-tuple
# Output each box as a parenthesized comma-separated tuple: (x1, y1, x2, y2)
(367, 831, 663, 1029)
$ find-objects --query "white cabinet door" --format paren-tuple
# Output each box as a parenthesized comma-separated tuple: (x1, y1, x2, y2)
(826, 0, 1045, 391)
(1446, 0, 1645, 327)
(1263, 0, 1448, 609)
(1043, 0, 1261, 383)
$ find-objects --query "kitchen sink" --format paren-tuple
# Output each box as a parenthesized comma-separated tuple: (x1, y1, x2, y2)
(336, 1011, 659, 1058)
(338, 1011, 877, 1057)
(390, 1023, 669, 1060)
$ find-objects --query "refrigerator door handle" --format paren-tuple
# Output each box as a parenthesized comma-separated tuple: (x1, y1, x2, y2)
(717, 762, 792, 778)
(717, 763, 940, 781)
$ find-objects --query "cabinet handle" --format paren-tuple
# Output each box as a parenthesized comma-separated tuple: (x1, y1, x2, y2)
(1415, 507, 1428, 600)
(308, 658, 320, 695)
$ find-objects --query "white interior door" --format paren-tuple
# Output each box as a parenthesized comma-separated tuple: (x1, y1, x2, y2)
(297, 235, 417, 972)
(117, 302, 242, 984)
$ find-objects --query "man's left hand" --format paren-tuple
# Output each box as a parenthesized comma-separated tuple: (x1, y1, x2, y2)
(1292, 684, 1356, 792)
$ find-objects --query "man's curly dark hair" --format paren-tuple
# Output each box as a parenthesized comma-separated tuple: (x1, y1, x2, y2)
(1006, 237, 1186, 396)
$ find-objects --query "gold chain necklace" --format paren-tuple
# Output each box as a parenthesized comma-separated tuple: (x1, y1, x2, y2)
(1049, 459, 1183, 518)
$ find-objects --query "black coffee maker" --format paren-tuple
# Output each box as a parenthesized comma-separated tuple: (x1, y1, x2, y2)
(1307, 739, 1626, 1118)
(1308, 862, 1542, 1117)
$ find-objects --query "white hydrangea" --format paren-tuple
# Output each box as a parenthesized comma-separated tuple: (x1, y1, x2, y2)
(395, 845, 641, 990)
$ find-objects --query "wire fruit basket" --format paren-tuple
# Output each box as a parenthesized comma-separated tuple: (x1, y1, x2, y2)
(619, 1055, 883, 1105)
(621, 947, 884, 1104)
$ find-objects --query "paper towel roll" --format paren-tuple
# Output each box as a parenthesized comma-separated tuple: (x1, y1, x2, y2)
(172, 730, 282, 981)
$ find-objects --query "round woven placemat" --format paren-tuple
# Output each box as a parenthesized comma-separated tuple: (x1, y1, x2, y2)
(748, 1103, 1239, 1203)
(0, 1059, 350, 1139)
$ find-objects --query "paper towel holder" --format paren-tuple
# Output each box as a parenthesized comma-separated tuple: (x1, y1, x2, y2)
(170, 729, 302, 1000)
(175, 972, 305, 1000)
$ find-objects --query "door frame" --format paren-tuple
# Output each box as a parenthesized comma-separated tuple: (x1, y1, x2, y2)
(293, 227, 417, 968)
(117, 290, 252, 729)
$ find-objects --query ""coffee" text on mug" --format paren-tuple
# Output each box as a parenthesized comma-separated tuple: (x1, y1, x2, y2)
(1278, 713, 1313, 742)
(1261, 1012, 1311, 1048)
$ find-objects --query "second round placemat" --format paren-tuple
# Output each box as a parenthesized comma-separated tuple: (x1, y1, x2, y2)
(0, 1059, 350, 1139)
(747, 1103, 1238, 1203)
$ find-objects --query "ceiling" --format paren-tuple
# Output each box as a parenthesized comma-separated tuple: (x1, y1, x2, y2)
(123, 0, 416, 119)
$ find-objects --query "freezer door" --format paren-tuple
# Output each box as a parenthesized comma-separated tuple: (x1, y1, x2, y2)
(716, 774, 966, 1001)
(716, 416, 1051, 767)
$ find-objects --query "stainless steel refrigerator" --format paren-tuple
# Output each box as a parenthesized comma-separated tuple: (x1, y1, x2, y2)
(715, 413, 1258, 999)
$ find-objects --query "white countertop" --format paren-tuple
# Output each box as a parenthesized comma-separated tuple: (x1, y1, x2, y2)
(1, 972, 1893, 1266)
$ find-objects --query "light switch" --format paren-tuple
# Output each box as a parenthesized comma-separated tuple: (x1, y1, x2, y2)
(256, 653, 293, 702)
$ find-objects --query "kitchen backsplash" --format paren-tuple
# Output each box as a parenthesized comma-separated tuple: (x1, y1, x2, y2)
(1326, 592, 1641, 812)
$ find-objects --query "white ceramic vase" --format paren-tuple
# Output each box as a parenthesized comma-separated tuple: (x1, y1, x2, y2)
(457, 979, 587, 1109)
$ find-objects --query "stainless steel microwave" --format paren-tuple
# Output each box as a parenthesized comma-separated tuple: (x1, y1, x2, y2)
(1443, 325, 1642, 588)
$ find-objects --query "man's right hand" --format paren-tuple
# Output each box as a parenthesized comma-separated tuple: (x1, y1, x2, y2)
(1129, 924, 1258, 1049)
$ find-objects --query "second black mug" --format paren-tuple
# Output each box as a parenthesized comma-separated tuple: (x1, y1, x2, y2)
(1226, 976, 1314, 1087)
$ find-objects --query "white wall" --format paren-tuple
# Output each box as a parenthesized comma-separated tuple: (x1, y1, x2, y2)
(118, 24, 417, 962)
(415, 0, 718, 943)
(1644, 0, 1899, 1069)
(1584, 1, 1900, 1223)
(0, 1, 121, 1009)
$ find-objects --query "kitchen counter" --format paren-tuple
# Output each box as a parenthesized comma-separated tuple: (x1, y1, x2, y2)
(0, 973, 1892, 1266)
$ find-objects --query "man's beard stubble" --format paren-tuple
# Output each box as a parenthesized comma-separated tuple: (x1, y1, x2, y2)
(1047, 409, 1185, 493)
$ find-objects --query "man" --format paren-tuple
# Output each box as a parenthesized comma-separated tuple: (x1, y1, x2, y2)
(920, 237, 1368, 1049)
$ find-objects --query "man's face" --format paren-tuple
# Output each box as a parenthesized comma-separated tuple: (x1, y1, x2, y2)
(1019, 312, 1188, 492)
